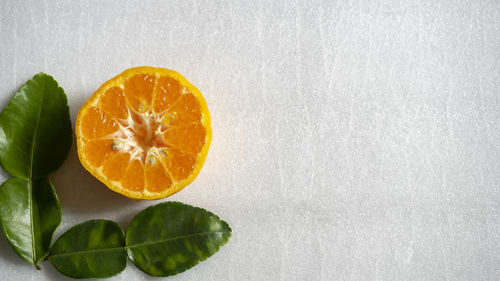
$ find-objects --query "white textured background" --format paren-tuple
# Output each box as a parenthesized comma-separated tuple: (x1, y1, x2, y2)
(0, 0, 499, 280)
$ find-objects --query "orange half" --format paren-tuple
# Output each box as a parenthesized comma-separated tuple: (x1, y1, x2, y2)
(75, 67, 211, 199)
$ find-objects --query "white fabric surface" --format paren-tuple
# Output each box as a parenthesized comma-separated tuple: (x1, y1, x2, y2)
(0, 0, 499, 280)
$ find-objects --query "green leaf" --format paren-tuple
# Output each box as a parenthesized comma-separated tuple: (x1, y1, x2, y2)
(0, 177, 61, 268)
(48, 220, 127, 279)
(0, 73, 72, 180)
(126, 201, 232, 277)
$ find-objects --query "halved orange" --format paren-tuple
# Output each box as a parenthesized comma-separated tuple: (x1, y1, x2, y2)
(75, 67, 211, 199)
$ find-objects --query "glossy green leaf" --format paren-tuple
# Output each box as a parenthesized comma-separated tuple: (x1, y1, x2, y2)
(0, 73, 72, 180)
(0, 177, 61, 268)
(126, 201, 232, 277)
(48, 220, 127, 279)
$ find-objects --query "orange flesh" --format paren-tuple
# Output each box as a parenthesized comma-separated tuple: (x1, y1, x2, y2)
(77, 68, 210, 199)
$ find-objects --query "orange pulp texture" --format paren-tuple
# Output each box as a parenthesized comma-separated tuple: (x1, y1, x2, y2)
(75, 67, 211, 199)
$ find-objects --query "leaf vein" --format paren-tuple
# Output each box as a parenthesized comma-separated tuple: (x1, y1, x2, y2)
(126, 230, 228, 249)
(29, 76, 45, 179)
(47, 246, 124, 259)
(48, 230, 228, 259)
(28, 77, 46, 267)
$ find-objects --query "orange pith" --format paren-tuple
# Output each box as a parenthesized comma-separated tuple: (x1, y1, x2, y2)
(75, 67, 211, 199)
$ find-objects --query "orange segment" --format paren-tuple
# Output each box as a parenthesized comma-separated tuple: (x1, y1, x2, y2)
(145, 155, 172, 192)
(79, 107, 120, 139)
(99, 87, 128, 119)
(163, 123, 206, 155)
(160, 148, 196, 181)
(76, 67, 211, 200)
(121, 159, 145, 192)
(82, 139, 115, 168)
(102, 153, 130, 181)
(124, 74, 155, 113)
(152, 76, 182, 114)
(162, 93, 202, 126)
